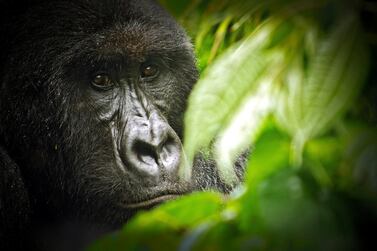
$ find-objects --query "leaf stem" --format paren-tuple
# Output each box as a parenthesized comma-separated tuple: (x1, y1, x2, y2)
(291, 133, 306, 167)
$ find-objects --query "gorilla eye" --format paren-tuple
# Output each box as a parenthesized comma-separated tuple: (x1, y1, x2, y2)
(91, 74, 114, 90)
(140, 64, 159, 79)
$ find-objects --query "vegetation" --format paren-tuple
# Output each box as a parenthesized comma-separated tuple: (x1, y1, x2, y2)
(89, 0, 377, 250)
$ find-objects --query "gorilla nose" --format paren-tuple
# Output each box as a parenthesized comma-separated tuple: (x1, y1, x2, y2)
(120, 113, 182, 183)
(132, 133, 180, 171)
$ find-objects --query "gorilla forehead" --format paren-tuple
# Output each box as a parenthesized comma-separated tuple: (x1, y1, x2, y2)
(95, 22, 193, 60)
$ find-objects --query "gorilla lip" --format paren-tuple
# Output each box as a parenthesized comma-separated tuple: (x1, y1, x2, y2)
(124, 194, 181, 209)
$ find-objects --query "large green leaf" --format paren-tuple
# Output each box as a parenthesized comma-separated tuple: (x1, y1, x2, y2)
(214, 82, 276, 183)
(183, 20, 284, 181)
(87, 192, 223, 251)
(275, 14, 370, 165)
(238, 127, 291, 232)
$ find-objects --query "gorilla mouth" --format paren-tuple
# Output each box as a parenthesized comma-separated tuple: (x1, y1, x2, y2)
(124, 194, 181, 209)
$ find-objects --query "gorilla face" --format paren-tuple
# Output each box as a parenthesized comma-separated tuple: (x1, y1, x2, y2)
(64, 22, 198, 209)
(61, 23, 197, 213)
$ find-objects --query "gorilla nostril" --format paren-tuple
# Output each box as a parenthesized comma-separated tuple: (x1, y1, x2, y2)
(132, 140, 158, 166)
(159, 136, 180, 170)
(160, 137, 175, 155)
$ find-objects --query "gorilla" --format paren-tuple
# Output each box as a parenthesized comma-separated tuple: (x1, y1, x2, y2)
(0, 0, 244, 250)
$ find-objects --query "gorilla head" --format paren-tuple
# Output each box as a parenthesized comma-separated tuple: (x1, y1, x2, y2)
(0, 0, 243, 249)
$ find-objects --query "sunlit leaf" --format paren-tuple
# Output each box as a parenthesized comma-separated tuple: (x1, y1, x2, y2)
(183, 20, 283, 181)
(214, 80, 275, 183)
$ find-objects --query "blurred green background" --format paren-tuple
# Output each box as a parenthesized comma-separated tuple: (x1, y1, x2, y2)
(89, 0, 377, 250)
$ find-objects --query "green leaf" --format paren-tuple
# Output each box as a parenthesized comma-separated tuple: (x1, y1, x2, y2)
(255, 170, 356, 251)
(302, 15, 369, 137)
(238, 127, 290, 232)
(246, 127, 291, 188)
(340, 130, 377, 195)
(183, 19, 284, 181)
(87, 192, 224, 251)
(275, 14, 370, 165)
(214, 81, 275, 184)
(158, 0, 192, 18)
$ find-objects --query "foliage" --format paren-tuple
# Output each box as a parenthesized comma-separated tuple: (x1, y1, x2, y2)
(89, 0, 377, 250)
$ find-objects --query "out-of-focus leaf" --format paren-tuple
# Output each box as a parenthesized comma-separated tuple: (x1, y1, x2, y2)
(302, 15, 369, 137)
(214, 81, 275, 184)
(139, 192, 223, 227)
(275, 14, 370, 165)
(305, 136, 343, 187)
(246, 127, 291, 188)
(265, 20, 294, 49)
(158, 0, 192, 17)
(238, 127, 290, 231)
(256, 170, 356, 251)
(183, 19, 285, 182)
(207, 16, 233, 64)
(88, 192, 223, 251)
(186, 221, 248, 251)
(340, 130, 377, 196)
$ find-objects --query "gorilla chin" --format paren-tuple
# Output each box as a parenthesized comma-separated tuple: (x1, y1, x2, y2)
(0, 0, 245, 250)
(123, 194, 182, 209)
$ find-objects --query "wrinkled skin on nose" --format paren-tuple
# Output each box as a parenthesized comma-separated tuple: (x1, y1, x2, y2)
(120, 110, 182, 182)
(110, 83, 183, 185)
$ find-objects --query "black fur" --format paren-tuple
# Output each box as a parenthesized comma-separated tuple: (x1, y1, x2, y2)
(0, 1, 245, 250)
